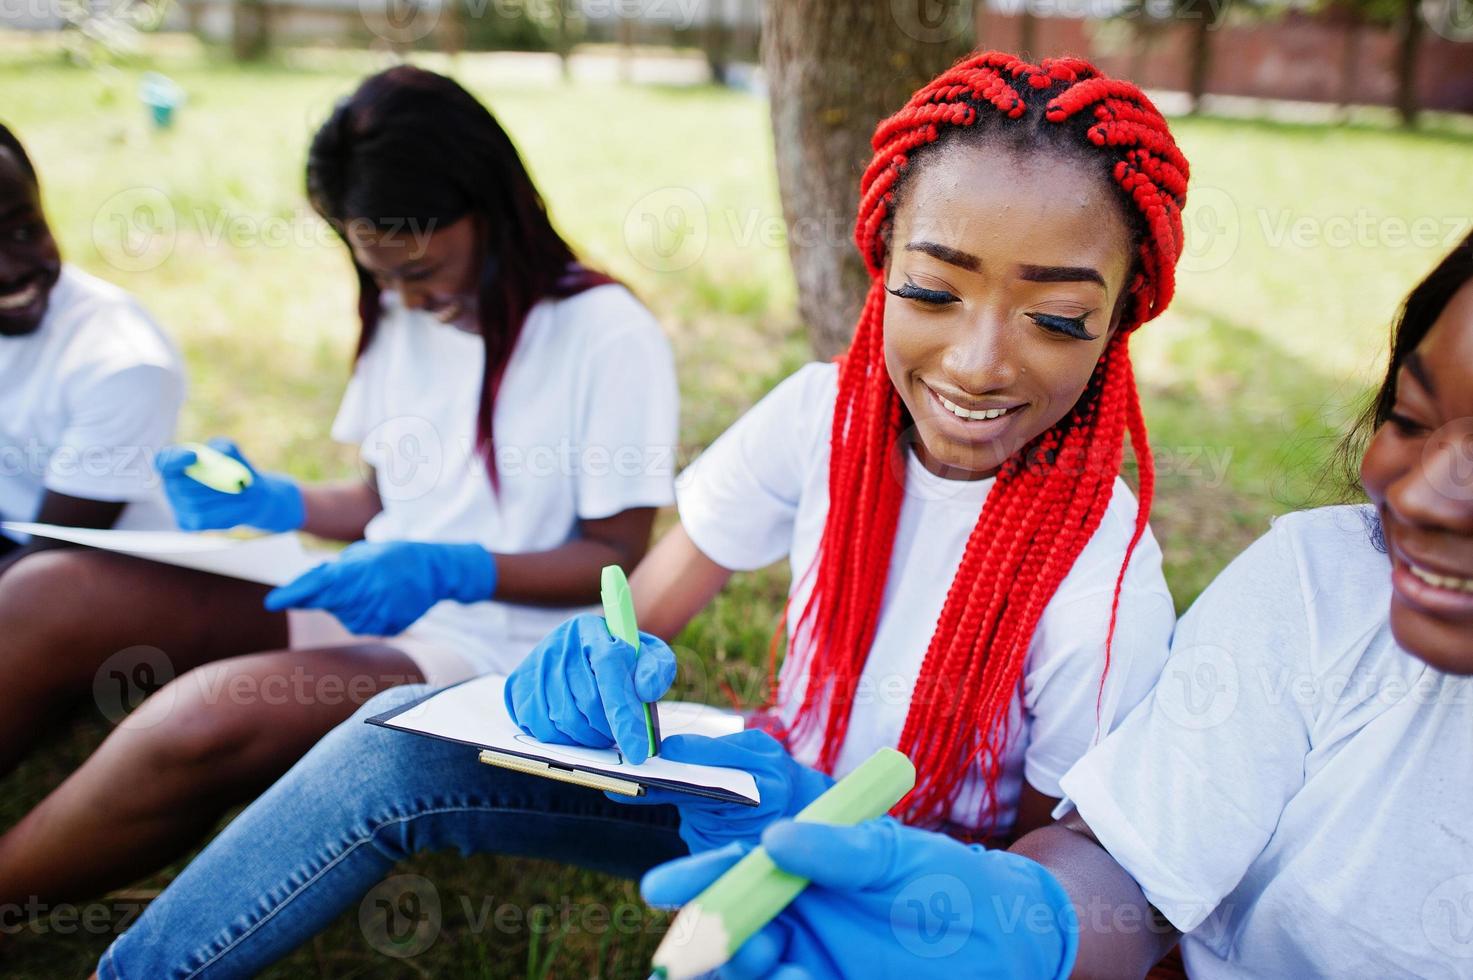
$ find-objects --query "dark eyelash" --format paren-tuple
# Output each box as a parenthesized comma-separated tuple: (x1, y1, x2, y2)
(1027, 312, 1098, 341)
(1387, 412, 1428, 435)
(887, 282, 959, 305)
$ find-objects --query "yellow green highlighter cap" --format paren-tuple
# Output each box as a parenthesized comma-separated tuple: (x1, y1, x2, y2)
(649, 747, 917, 980)
(600, 564, 660, 759)
(179, 441, 254, 495)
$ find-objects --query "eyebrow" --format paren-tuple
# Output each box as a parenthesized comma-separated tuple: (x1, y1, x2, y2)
(904, 241, 981, 272)
(903, 241, 1105, 286)
(1018, 264, 1106, 287)
(1403, 351, 1436, 398)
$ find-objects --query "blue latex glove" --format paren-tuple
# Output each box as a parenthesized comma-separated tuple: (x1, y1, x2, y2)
(503, 613, 677, 766)
(155, 438, 305, 533)
(264, 539, 496, 636)
(643, 817, 1079, 980)
(613, 730, 833, 853)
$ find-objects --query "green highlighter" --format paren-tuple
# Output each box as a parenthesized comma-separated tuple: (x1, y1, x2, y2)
(180, 441, 254, 494)
(649, 747, 917, 980)
(600, 564, 661, 760)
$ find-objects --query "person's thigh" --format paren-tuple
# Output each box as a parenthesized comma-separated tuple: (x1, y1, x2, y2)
(98, 685, 684, 980)
(0, 549, 287, 688)
(134, 643, 425, 789)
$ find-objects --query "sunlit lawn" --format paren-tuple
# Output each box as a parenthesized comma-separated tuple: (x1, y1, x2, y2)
(3, 37, 1473, 978)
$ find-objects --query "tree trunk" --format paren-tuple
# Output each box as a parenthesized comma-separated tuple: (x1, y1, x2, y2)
(1186, 0, 1215, 114)
(1337, 4, 1363, 123)
(1018, 5, 1037, 59)
(1395, 0, 1423, 128)
(556, 0, 572, 82)
(231, 0, 269, 61)
(762, 0, 973, 359)
(704, 0, 731, 86)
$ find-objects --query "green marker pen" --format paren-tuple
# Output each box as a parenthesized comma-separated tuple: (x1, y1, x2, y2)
(649, 747, 917, 980)
(180, 442, 254, 495)
(600, 564, 661, 760)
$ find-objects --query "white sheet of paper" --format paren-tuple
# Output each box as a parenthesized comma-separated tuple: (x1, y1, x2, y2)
(377, 673, 759, 804)
(0, 522, 317, 587)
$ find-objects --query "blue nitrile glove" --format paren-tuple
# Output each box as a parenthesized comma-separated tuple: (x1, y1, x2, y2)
(642, 817, 1079, 980)
(264, 539, 496, 636)
(612, 730, 834, 853)
(155, 438, 305, 533)
(504, 613, 677, 765)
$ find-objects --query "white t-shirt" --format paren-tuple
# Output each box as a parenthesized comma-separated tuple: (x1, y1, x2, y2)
(1060, 504, 1473, 978)
(0, 265, 184, 544)
(677, 362, 1176, 834)
(332, 283, 679, 675)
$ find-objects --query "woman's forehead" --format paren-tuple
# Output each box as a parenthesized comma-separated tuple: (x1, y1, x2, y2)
(895, 142, 1132, 283)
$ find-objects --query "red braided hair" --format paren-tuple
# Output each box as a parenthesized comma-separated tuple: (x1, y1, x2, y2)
(777, 52, 1188, 830)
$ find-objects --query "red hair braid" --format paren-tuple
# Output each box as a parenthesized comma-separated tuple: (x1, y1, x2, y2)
(775, 52, 1189, 831)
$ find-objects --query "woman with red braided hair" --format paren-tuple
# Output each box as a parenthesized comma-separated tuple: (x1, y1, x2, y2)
(95, 52, 1187, 978)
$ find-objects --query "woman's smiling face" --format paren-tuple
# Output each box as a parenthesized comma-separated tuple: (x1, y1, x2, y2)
(882, 142, 1134, 480)
(1360, 279, 1473, 674)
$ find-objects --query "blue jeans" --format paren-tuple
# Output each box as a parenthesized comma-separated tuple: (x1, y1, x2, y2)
(97, 685, 686, 979)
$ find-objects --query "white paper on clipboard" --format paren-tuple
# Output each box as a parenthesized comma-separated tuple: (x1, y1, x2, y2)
(0, 522, 317, 587)
(370, 674, 760, 806)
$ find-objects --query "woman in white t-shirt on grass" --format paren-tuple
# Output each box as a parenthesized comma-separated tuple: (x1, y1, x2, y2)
(94, 53, 1189, 977)
(0, 66, 677, 913)
(641, 233, 1473, 978)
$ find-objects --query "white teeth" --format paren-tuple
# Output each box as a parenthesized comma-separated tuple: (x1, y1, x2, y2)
(938, 393, 1013, 421)
(1407, 562, 1473, 594)
(0, 282, 39, 311)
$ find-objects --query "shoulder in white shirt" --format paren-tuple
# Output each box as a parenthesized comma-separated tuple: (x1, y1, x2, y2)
(0, 265, 185, 540)
(1060, 504, 1473, 978)
(677, 361, 1177, 834)
(329, 282, 680, 674)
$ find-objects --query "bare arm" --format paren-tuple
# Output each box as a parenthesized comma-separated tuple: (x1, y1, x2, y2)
(1011, 809, 1180, 979)
(628, 524, 734, 642)
(298, 475, 383, 543)
(491, 506, 659, 607)
(0, 490, 126, 578)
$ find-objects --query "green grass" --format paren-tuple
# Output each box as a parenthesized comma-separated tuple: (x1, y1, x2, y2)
(3, 37, 1473, 978)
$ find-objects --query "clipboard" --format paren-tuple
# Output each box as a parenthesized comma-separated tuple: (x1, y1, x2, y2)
(367, 674, 760, 806)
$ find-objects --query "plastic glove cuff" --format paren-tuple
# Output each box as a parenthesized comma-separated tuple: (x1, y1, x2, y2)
(257, 474, 306, 532)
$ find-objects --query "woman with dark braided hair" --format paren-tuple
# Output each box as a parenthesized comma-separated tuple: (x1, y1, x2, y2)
(0, 64, 679, 918)
(96, 52, 1186, 977)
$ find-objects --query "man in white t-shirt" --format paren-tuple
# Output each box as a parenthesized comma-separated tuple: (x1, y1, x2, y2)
(0, 123, 185, 575)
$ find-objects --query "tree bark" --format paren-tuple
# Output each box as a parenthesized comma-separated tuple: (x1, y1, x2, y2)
(762, 0, 973, 359)
(231, 0, 269, 61)
(1186, 0, 1216, 114)
(1395, 0, 1423, 128)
